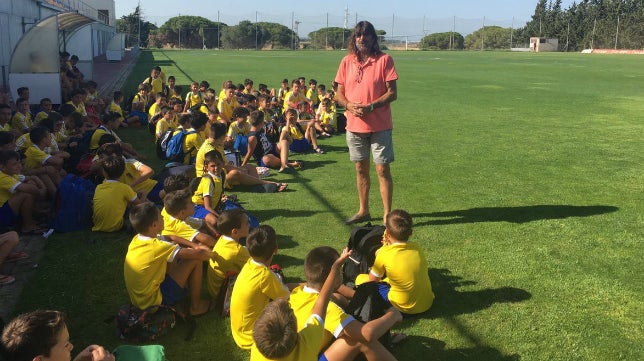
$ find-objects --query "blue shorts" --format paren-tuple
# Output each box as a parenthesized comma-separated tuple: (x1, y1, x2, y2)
(146, 180, 165, 204)
(289, 138, 311, 153)
(318, 352, 329, 361)
(193, 205, 211, 219)
(129, 111, 148, 125)
(160, 273, 186, 306)
(377, 282, 393, 306)
(258, 144, 278, 167)
(0, 202, 18, 229)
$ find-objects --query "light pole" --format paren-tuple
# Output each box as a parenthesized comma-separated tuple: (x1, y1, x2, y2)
(294, 21, 301, 50)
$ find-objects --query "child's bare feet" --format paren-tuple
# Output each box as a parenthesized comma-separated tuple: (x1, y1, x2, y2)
(189, 299, 213, 317)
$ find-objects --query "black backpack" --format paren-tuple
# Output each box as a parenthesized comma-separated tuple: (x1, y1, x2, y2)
(345, 281, 392, 349)
(342, 224, 385, 287)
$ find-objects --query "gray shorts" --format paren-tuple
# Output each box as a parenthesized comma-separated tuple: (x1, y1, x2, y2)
(346, 129, 394, 164)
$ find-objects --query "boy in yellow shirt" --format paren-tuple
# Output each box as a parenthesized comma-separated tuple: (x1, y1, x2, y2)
(192, 150, 224, 230)
(250, 248, 352, 361)
(24, 126, 65, 188)
(0, 150, 46, 233)
(124, 202, 213, 316)
(230, 225, 290, 350)
(367, 209, 434, 315)
(34, 98, 53, 123)
(161, 188, 216, 249)
(92, 155, 141, 232)
(288, 247, 401, 361)
(206, 208, 250, 299)
(11, 98, 32, 133)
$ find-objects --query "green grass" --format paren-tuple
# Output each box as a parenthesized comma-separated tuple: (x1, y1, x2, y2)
(14, 50, 643, 361)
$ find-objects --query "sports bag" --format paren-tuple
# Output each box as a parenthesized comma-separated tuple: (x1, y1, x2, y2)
(165, 129, 196, 162)
(116, 304, 176, 342)
(342, 223, 385, 287)
(50, 174, 95, 233)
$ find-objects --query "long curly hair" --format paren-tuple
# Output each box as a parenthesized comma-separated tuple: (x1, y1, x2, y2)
(348, 21, 382, 57)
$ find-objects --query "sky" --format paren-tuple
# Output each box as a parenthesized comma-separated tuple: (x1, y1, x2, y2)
(115, 0, 577, 39)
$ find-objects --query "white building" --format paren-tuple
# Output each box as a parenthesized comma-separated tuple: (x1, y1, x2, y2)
(0, 0, 116, 101)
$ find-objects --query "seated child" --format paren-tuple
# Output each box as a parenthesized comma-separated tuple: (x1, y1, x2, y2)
(130, 83, 150, 126)
(148, 92, 168, 123)
(34, 97, 53, 123)
(281, 108, 324, 154)
(230, 225, 290, 350)
(243, 110, 301, 173)
(92, 155, 141, 232)
(225, 106, 250, 154)
(0, 150, 46, 234)
(155, 106, 174, 141)
(124, 202, 213, 316)
(314, 98, 337, 136)
(192, 150, 225, 229)
(1, 310, 114, 361)
(90, 112, 142, 159)
(162, 189, 216, 248)
(365, 209, 434, 315)
(96, 143, 163, 203)
(196, 122, 287, 192)
(250, 248, 352, 361)
(289, 247, 401, 361)
(11, 98, 32, 134)
(24, 126, 66, 190)
(109, 91, 141, 127)
(206, 208, 250, 299)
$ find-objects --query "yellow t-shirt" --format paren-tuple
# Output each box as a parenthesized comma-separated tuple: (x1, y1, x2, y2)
(161, 207, 200, 242)
(66, 101, 87, 116)
(306, 88, 320, 106)
(227, 121, 250, 139)
(283, 91, 307, 112)
(11, 112, 32, 132)
(186, 91, 203, 107)
(319, 111, 337, 129)
(250, 315, 325, 361)
(117, 159, 158, 197)
(124, 234, 180, 310)
(92, 180, 137, 232)
(370, 242, 434, 314)
(230, 259, 290, 350)
(288, 125, 305, 141)
(155, 118, 171, 140)
(206, 235, 250, 298)
(191, 173, 222, 208)
(24, 145, 51, 169)
(0, 171, 21, 205)
(0, 123, 11, 132)
(289, 285, 355, 351)
(89, 126, 122, 151)
(194, 140, 216, 178)
(149, 77, 163, 96)
(148, 102, 160, 119)
(35, 111, 49, 123)
(217, 97, 239, 122)
(183, 128, 203, 164)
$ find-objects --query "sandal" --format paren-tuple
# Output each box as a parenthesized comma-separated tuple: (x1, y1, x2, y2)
(6, 251, 29, 263)
(390, 332, 408, 347)
(292, 161, 303, 169)
(0, 275, 16, 286)
(277, 183, 288, 192)
(314, 147, 325, 154)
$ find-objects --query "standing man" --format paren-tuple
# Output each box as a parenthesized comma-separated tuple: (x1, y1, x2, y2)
(334, 21, 398, 225)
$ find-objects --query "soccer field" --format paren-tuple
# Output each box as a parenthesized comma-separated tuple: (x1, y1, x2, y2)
(16, 50, 643, 361)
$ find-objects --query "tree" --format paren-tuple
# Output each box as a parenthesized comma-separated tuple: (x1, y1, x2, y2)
(419, 32, 464, 50)
(257, 22, 296, 49)
(152, 16, 224, 49)
(116, 6, 157, 47)
(464, 26, 512, 50)
(308, 27, 351, 49)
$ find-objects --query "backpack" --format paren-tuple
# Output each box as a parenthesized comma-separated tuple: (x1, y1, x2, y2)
(345, 281, 392, 348)
(116, 304, 176, 343)
(156, 129, 175, 160)
(50, 174, 96, 233)
(165, 129, 196, 163)
(342, 224, 385, 287)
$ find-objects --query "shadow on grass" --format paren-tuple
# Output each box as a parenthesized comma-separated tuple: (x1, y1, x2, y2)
(276, 234, 299, 249)
(286, 159, 337, 170)
(272, 253, 304, 269)
(415, 205, 618, 225)
(395, 336, 520, 361)
(426, 268, 531, 319)
(251, 208, 318, 222)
